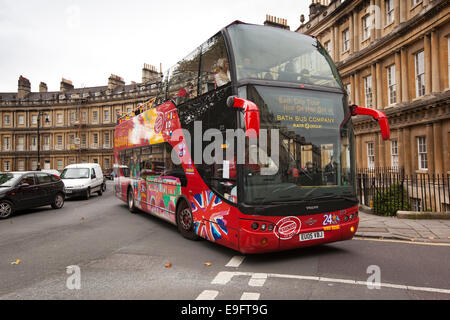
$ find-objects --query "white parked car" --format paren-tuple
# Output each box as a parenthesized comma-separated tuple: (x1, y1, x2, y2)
(60, 163, 105, 200)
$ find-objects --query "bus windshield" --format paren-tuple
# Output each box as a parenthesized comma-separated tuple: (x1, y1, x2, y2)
(228, 23, 342, 88)
(242, 85, 355, 205)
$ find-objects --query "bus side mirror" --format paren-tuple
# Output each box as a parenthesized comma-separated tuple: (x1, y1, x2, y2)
(350, 105, 390, 140)
(227, 96, 260, 138)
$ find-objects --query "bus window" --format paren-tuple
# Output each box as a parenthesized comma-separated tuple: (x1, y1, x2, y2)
(228, 24, 342, 88)
(200, 32, 230, 94)
(179, 85, 237, 201)
(167, 48, 201, 105)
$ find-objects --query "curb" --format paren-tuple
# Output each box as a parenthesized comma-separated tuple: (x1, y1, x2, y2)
(355, 232, 450, 244)
(397, 211, 450, 220)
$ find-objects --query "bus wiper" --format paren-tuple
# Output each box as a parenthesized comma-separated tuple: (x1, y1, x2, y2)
(307, 195, 357, 202)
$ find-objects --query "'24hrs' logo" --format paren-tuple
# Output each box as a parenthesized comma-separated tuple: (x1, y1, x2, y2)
(323, 214, 340, 226)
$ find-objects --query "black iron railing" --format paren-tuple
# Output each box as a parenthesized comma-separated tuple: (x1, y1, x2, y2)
(357, 167, 450, 216)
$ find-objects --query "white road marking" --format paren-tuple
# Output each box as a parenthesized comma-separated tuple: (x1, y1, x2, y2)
(248, 273, 268, 287)
(196, 290, 219, 300)
(240, 292, 261, 300)
(225, 256, 245, 268)
(211, 271, 450, 295)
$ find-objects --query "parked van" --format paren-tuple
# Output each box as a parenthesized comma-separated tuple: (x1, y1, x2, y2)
(60, 163, 105, 199)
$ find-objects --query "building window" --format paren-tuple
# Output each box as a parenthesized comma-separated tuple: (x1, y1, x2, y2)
(4, 161, 10, 172)
(415, 50, 425, 97)
(57, 136, 63, 149)
(31, 136, 37, 150)
(412, 0, 422, 7)
(93, 111, 98, 122)
(417, 136, 428, 170)
(367, 142, 375, 169)
(18, 115, 24, 125)
(81, 134, 86, 147)
(3, 137, 10, 151)
(342, 29, 350, 52)
(386, 0, 394, 25)
(70, 111, 76, 123)
(387, 64, 397, 105)
(345, 83, 352, 104)
(411, 198, 423, 211)
(57, 113, 63, 124)
(4, 115, 10, 125)
(324, 41, 331, 56)
(17, 137, 24, 151)
(57, 160, 63, 171)
(104, 158, 110, 169)
(104, 132, 110, 148)
(391, 140, 399, 169)
(364, 75, 373, 108)
(104, 110, 110, 122)
(18, 160, 25, 171)
(362, 15, 371, 41)
(32, 114, 38, 125)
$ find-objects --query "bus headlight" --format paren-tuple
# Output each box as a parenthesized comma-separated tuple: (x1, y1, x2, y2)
(251, 223, 259, 230)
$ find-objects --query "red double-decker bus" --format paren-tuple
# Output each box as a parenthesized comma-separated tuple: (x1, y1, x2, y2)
(114, 21, 390, 254)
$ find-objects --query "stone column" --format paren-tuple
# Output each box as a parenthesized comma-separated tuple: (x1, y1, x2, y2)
(353, 10, 359, 52)
(370, 0, 376, 42)
(374, 0, 381, 39)
(424, 33, 432, 95)
(350, 73, 356, 104)
(395, 50, 402, 104)
(349, 13, 354, 54)
(378, 132, 386, 168)
(433, 121, 443, 174)
(376, 61, 383, 109)
(334, 26, 340, 62)
(394, 0, 401, 26)
(426, 123, 434, 174)
(403, 127, 412, 176)
(354, 72, 361, 105)
(400, 47, 409, 102)
(371, 63, 377, 107)
(400, 0, 407, 23)
(398, 128, 405, 169)
(431, 30, 440, 93)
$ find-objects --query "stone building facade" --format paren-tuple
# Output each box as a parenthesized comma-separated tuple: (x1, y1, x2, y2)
(297, 0, 450, 176)
(0, 65, 161, 172)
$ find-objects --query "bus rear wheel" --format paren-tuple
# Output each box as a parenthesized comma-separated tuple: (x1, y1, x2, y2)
(127, 188, 138, 213)
(176, 200, 199, 241)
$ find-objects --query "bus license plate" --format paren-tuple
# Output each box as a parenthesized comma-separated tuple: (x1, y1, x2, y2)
(300, 231, 324, 242)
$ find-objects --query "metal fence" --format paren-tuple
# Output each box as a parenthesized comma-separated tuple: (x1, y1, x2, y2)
(357, 167, 450, 215)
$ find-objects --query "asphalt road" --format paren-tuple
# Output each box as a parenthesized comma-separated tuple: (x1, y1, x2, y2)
(0, 181, 449, 300)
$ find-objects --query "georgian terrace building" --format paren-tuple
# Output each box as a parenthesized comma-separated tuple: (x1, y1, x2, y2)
(0, 65, 161, 172)
(297, 0, 450, 176)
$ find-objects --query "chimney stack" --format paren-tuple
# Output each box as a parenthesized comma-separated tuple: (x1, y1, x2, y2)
(142, 63, 161, 83)
(108, 74, 125, 90)
(60, 78, 74, 92)
(264, 14, 290, 30)
(39, 82, 48, 93)
(18, 75, 31, 99)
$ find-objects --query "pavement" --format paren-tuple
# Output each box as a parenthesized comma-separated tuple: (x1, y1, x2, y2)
(357, 210, 450, 244)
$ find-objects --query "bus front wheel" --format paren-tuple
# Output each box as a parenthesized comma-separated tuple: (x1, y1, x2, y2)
(176, 200, 199, 241)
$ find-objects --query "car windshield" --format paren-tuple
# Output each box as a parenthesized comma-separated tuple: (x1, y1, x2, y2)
(60, 168, 90, 179)
(0, 173, 22, 187)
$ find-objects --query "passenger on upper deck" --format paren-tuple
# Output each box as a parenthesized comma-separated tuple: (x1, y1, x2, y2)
(214, 58, 231, 87)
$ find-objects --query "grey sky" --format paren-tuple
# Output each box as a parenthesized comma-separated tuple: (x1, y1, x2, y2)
(0, 0, 310, 92)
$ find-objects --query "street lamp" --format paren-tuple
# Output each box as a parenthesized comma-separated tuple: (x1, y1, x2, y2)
(36, 111, 50, 171)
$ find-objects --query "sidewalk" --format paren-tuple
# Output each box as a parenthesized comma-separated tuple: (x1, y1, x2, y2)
(356, 211, 450, 244)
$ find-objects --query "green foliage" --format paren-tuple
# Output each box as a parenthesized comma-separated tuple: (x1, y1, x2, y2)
(373, 183, 411, 217)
